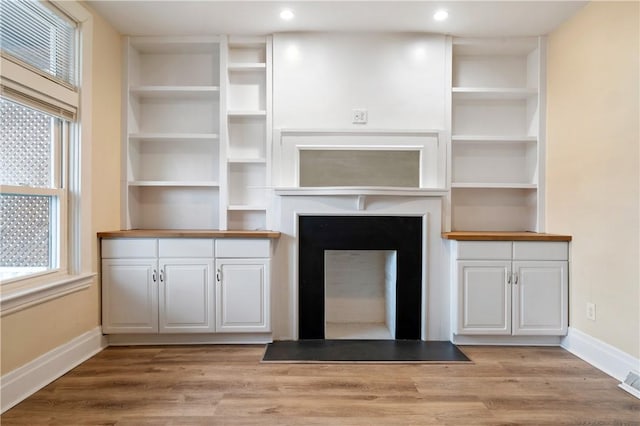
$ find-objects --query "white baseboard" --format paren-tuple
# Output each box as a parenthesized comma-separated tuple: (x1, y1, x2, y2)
(1, 327, 107, 414)
(561, 327, 640, 382)
(453, 334, 562, 346)
(107, 332, 272, 346)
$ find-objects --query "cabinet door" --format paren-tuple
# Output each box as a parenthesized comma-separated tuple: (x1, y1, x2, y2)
(215, 258, 270, 332)
(456, 260, 511, 335)
(159, 259, 215, 333)
(512, 261, 568, 336)
(102, 259, 158, 333)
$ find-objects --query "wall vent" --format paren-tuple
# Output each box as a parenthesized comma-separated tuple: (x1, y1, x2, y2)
(619, 371, 640, 399)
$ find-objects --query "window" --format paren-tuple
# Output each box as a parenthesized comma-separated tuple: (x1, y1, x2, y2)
(0, 0, 77, 87)
(0, 0, 79, 284)
(0, 98, 68, 281)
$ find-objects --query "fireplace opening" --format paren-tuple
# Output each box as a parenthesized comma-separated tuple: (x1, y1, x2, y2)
(299, 216, 422, 340)
(325, 250, 397, 340)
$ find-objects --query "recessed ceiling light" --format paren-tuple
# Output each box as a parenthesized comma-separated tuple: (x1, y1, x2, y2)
(280, 9, 295, 21)
(433, 9, 448, 21)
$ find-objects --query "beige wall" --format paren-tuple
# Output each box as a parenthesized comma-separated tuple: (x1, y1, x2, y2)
(0, 4, 121, 375)
(547, 1, 639, 358)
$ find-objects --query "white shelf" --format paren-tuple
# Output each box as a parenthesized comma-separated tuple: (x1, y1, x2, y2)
(452, 87, 537, 100)
(227, 110, 267, 117)
(228, 63, 266, 71)
(452, 135, 537, 143)
(227, 158, 266, 164)
(128, 181, 220, 187)
(451, 183, 537, 189)
(227, 205, 267, 211)
(129, 133, 219, 142)
(130, 86, 220, 99)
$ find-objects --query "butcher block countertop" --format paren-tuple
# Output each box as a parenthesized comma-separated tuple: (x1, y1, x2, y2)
(98, 229, 281, 239)
(442, 231, 572, 242)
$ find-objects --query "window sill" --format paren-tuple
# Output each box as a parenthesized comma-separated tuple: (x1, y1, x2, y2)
(0, 272, 95, 316)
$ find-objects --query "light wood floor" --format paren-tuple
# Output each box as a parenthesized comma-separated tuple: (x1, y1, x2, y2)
(2, 345, 639, 425)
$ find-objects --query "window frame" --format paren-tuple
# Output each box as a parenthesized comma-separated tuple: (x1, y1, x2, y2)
(0, 0, 94, 315)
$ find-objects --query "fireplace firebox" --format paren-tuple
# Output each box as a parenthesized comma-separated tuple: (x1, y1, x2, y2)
(298, 216, 423, 340)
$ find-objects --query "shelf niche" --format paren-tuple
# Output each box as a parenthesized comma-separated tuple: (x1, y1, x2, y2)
(128, 186, 220, 230)
(451, 188, 537, 232)
(450, 36, 544, 232)
(123, 36, 223, 231)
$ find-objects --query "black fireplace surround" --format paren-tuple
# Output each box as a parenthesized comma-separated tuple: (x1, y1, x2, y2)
(298, 216, 423, 340)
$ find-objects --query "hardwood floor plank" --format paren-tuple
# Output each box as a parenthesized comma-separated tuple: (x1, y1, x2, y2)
(1, 345, 638, 425)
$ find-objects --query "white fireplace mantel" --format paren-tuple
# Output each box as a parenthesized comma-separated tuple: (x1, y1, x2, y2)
(274, 187, 448, 212)
(274, 187, 448, 197)
(270, 191, 450, 342)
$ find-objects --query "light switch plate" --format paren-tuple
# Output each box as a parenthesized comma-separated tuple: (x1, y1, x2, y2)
(352, 109, 368, 124)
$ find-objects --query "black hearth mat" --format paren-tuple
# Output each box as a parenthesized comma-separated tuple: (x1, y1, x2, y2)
(262, 340, 471, 363)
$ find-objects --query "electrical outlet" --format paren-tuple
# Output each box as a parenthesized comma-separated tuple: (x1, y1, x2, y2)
(586, 302, 596, 321)
(352, 109, 368, 124)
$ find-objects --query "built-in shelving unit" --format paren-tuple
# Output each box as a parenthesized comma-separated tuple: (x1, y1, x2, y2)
(450, 37, 545, 232)
(122, 36, 222, 230)
(122, 35, 274, 231)
(222, 36, 272, 231)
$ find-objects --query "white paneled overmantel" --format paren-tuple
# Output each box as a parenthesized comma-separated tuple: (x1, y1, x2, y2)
(273, 129, 447, 190)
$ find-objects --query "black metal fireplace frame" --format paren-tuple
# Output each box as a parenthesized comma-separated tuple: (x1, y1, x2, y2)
(298, 215, 423, 340)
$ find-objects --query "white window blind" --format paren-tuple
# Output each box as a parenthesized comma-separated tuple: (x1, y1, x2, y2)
(0, 0, 77, 87)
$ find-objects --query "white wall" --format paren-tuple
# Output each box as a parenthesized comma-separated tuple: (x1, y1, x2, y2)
(273, 33, 447, 129)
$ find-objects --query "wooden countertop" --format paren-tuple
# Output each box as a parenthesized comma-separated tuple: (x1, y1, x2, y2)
(97, 229, 281, 239)
(442, 231, 572, 242)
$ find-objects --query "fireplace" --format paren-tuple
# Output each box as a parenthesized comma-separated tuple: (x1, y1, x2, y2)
(298, 216, 422, 340)
(324, 249, 397, 339)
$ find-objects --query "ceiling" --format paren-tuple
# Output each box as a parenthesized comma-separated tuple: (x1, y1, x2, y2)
(88, 1, 588, 38)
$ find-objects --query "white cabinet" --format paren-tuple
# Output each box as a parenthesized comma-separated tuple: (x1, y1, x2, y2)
(215, 259, 270, 332)
(159, 258, 214, 333)
(453, 241, 568, 337)
(450, 37, 546, 231)
(101, 237, 273, 338)
(102, 238, 215, 334)
(457, 260, 511, 334)
(102, 258, 158, 333)
(214, 239, 271, 332)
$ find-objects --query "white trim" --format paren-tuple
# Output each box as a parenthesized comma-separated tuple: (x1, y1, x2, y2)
(561, 327, 640, 382)
(0, 273, 95, 316)
(107, 333, 273, 346)
(452, 334, 562, 346)
(0, 327, 106, 414)
(0, 56, 79, 112)
(74, 0, 93, 276)
(619, 381, 640, 399)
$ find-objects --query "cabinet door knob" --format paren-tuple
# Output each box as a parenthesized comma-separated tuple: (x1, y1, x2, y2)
(513, 273, 518, 285)
(160, 269, 164, 282)
(507, 273, 511, 284)
(216, 269, 221, 282)
(152, 269, 157, 282)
